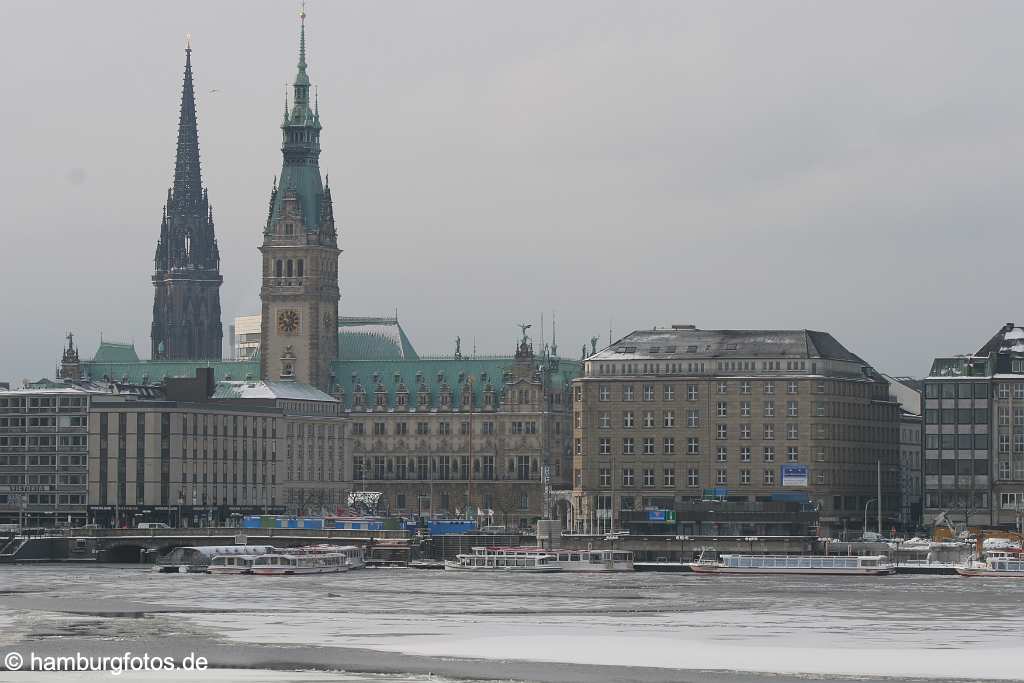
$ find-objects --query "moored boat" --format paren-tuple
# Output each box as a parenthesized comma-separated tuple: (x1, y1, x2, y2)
(155, 545, 275, 573)
(956, 551, 1024, 578)
(688, 553, 894, 576)
(207, 554, 256, 574)
(252, 549, 348, 575)
(444, 546, 562, 572)
(552, 549, 634, 572)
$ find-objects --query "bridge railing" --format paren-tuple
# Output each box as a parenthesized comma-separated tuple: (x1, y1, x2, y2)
(70, 527, 411, 541)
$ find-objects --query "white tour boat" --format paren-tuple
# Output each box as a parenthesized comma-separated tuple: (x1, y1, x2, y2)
(689, 553, 895, 576)
(156, 545, 275, 573)
(252, 548, 348, 575)
(206, 554, 256, 574)
(444, 546, 562, 572)
(552, 549, 634, 572)
(956, 551, 1024, 578)
(332, 544, 366, 570)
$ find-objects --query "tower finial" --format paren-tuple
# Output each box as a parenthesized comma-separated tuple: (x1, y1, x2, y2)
(298, 2, 307, 71)
(185, 33, 192, 53)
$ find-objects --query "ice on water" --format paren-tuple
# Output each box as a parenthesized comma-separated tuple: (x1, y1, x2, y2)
(2, 565, 1023, 681)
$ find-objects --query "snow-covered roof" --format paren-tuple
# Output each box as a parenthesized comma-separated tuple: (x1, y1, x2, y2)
(586, 327, 867, 364)
(212, 380, 337, 402)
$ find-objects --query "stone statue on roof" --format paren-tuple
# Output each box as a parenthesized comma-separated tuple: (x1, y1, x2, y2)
(518, 323, 532, 346)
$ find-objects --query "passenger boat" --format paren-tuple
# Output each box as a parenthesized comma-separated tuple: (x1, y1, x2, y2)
(552, 549, 634, 572)
(155, 545, 275, 573)
(688, 553, 895, 576)
(252, 548, 348, 575)
(956, 551, 1024, 578)
(206, 555, 256, 575)
(444, 546, 562, 572)
(333, 544, 366, 570)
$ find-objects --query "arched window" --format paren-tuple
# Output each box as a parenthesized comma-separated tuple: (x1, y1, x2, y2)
(297, 259, 304, 277)
(286, 260, 294, 277)
(275, 260, 283, 278)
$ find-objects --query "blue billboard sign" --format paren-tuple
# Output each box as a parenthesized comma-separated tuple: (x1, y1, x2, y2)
(781, 464, 808, 487)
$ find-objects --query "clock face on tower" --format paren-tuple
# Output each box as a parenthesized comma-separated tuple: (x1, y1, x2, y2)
(277, 309, 300, 335)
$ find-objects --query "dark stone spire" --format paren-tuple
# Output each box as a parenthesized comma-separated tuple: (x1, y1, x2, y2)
(151, 41, 223, 360)
(173, 43, 202, 209)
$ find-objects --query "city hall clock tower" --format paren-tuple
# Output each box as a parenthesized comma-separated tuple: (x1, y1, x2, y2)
(259, 8, 339, 391)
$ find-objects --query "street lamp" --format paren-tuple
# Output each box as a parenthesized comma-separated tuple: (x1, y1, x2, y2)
(864, 498, 877, 538)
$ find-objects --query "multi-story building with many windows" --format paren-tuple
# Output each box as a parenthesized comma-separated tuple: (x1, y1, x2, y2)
(0, 385, 94, 527)
(923, 323, 1024, 530)
(341, 337, 576, 528)
(86, 370, 342, 527)
(571, 326, 900, 536)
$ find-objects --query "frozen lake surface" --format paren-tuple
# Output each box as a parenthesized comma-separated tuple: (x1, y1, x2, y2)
(1, 564, 1022, 682)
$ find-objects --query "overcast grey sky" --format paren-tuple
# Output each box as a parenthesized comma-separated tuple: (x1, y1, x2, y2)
(2, 0, 1022, 383)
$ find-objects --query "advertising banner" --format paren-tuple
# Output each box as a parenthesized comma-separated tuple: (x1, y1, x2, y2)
(781, 464, 808, 487)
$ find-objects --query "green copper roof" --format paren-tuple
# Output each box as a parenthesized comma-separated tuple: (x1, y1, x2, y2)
(92, 342, 140, 364)
(81, 359, 258, 385)
(338, 317, 418, 361)
(331, 356, 580, 411)
(270, 7, 325, 232)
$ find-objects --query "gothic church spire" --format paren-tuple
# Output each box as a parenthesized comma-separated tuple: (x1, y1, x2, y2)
(151, 41, 223, 361)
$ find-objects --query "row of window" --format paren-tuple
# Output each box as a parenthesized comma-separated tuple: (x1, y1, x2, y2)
(0, 415, 87, 428)
(924, 459, 989, 475)
(925, 433, 991, 451)
(0, 455, 84, 466)
(596, 380, 812, 402)
(596, 436, 803, 460)
(352, 454, 540, 481)
(593, 402, 807, 428)
(0, 397, 87, 409)
(924, 408, 990, 425)
(924, 491, 988, 509)
(352, 420, 517, 436)
(924, 383, 1024, 400)
(0, 494, 86, 506)
(599, 466, 784, 488)
(594, 359, 814, 376)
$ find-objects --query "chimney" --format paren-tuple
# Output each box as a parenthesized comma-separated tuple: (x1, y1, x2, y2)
(197, 367, 215, 397)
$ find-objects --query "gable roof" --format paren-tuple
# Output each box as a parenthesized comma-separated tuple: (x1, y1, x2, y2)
(977, 323, 1024, 355)
(92, 342, 140, 364)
